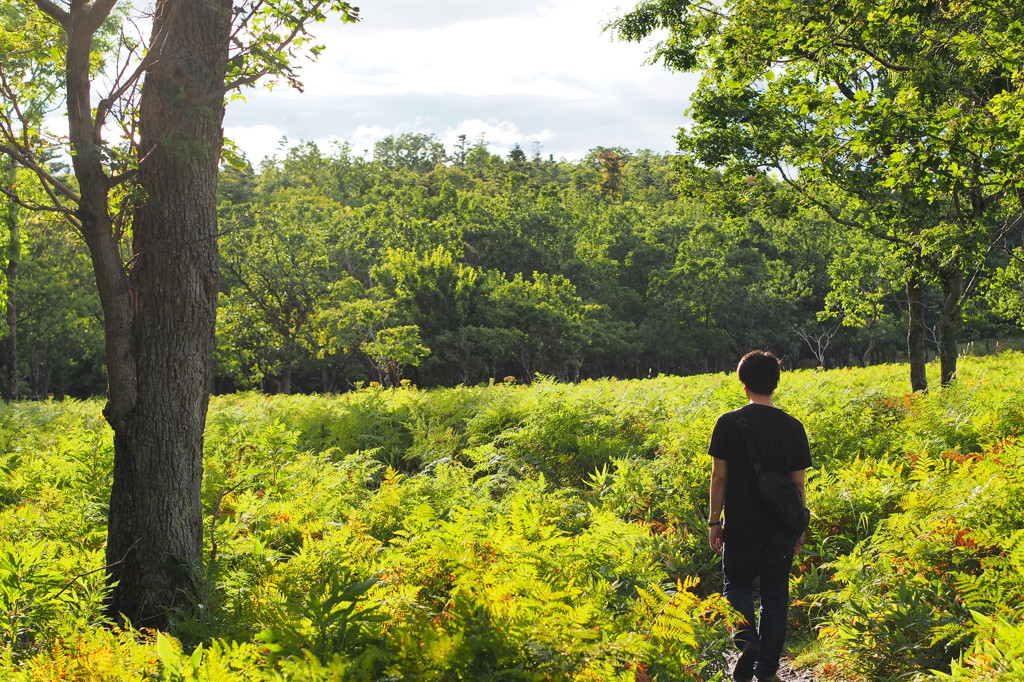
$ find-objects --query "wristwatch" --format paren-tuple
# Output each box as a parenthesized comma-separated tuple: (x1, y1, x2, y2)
(708, 520, 722, 527)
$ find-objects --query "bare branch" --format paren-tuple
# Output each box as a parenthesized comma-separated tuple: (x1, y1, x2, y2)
(94, 46, 154, 140)
(51, 563, 112, 602)
(106, 167, 139, 188)
(0, 183, 74, 216)
(793, 322, 841, 367)
(0, 144, 82, 205)
(29, 0, 69, 27)
(963, 212, 1024, 298)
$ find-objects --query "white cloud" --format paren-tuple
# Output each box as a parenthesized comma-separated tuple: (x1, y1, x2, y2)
(223, 0, 697, 163)
(223, 124, 290, 164)
(353, 0, 555, 31)
(349, 124, 397, 156)
(299, 0, 668, 102)
(438, 119, 554, 156)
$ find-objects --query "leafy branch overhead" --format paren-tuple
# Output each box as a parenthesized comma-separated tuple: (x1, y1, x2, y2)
(613, 0, 1024, 244)
(226, 0, 359, 92)
(1, 0, 359, 221)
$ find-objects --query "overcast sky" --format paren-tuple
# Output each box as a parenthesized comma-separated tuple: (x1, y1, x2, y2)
(223, 0, 700, 164)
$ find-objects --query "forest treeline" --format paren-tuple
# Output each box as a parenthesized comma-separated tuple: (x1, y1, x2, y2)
(3, 133, 1023, 398)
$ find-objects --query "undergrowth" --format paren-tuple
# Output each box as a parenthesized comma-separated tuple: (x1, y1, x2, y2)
(1, 354, 1023, 679)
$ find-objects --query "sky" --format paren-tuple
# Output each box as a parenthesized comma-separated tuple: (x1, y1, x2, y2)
(222, 0, 700, 164)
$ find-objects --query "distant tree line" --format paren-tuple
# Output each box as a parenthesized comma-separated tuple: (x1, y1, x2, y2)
(2, 132, 1022, 398)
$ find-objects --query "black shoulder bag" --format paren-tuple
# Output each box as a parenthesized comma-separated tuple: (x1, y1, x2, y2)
(737, 417, 809, 536)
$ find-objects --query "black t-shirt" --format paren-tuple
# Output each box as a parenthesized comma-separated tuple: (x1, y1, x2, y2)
(708, 403, 812, 538)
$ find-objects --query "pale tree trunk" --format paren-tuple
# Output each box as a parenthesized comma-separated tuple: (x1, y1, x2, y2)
(938, 270, 963, 387)
(907, 274, 928, 392)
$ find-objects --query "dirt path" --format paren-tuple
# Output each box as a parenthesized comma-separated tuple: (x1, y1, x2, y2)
(776, 656, 817, 682)
(724, 653, 822, 682)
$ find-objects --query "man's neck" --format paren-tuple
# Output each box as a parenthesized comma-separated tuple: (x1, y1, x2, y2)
(744, 387, 774, 407)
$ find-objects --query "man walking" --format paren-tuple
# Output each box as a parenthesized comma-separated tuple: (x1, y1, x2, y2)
(707, 350, 812, 682)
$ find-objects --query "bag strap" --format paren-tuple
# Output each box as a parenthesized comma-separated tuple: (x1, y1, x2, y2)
(737, 417, 766, 477)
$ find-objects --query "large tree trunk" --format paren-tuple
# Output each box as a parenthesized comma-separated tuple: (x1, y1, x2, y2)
(938, 270, 963, 387)
(19, 0, 249, 627)
(27, 0, 348, 627)
(907, 274, 928, 392)
(89, 0, 230, 628)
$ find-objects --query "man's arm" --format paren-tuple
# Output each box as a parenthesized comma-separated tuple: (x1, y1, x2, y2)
(790, 468, 806, 504)
(790, 468, 807, 552)
(709, 457, 727, 553)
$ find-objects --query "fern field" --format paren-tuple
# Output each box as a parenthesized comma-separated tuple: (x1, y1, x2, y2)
(1, 355, 1024, 680)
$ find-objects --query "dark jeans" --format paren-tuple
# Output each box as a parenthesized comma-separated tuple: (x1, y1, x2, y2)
(722, 528, 795, 679)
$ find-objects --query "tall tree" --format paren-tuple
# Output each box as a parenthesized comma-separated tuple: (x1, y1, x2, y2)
(489, 271, 601, 382)
(612, 0, 1024, 390)
(0, 0, 358, 627)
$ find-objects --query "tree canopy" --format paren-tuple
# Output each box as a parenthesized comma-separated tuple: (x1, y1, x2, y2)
(611, 0, 1024, 388)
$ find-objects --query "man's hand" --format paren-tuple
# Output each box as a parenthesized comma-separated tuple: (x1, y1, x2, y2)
(794, 533, 805, 554)
(708, 458, 727, 555)
(709, 525, 724, 554)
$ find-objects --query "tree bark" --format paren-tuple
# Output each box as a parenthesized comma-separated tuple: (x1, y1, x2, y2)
(938, 270, 963, 386)
(93, 0, 230, 628)
(907, 274, 928, 392)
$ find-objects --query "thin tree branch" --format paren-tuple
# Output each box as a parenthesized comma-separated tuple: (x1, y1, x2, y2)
(106, 167, 139, 188)
(834, 40, 914, 72)
(29, 0, 69, 27)
(0, 144, 83, 205)
(832, 78, 857, 102)
(94, 52, 155, 140)
(224, 0, 335, 93)
(0, 184, 81, 226)
(773, 164, 867, 230)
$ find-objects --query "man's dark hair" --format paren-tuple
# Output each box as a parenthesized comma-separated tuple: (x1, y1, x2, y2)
(737, 350, 781, 396)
